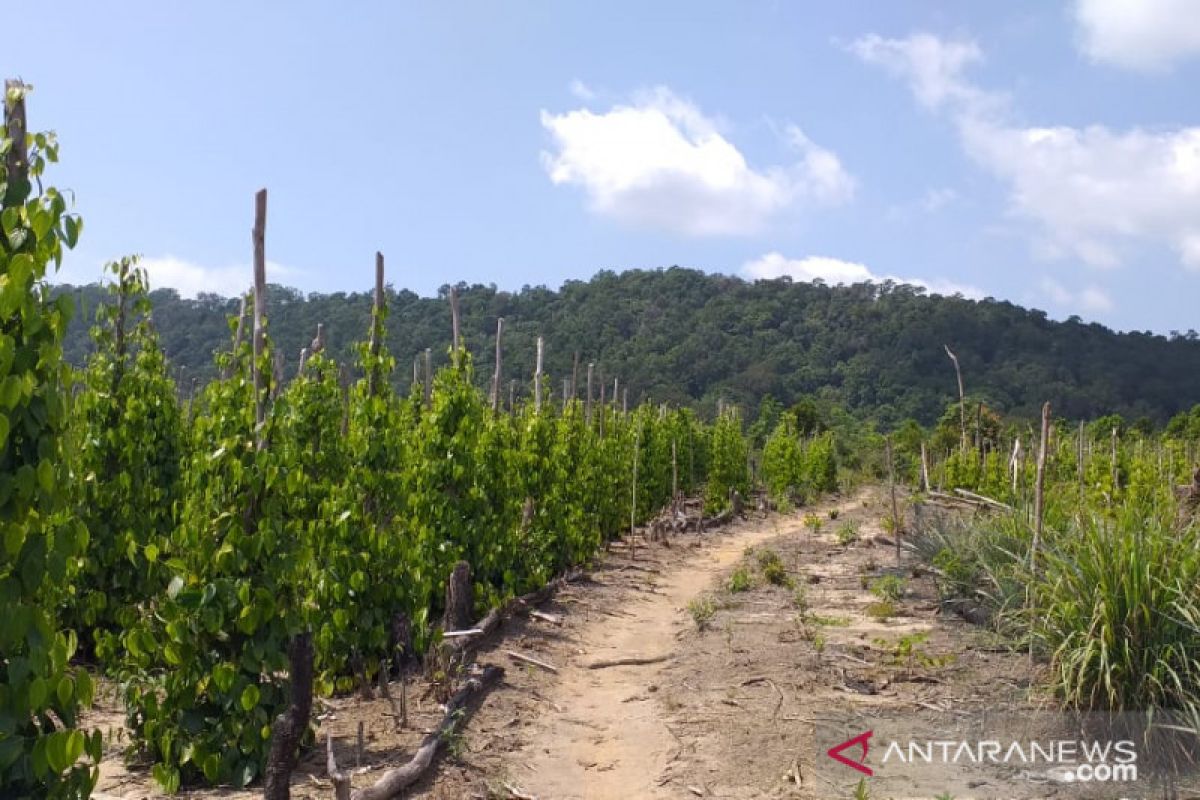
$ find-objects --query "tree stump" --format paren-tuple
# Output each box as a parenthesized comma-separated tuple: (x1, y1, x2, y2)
(443, 561, 473, 633)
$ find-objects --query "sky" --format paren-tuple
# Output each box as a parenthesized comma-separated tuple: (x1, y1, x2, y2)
(6, 0, 1200, 334)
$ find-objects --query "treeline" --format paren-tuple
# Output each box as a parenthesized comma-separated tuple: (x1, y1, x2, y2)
(54, 268, 1200, 427)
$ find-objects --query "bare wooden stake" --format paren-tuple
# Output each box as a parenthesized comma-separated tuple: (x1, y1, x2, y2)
(920, 441, 931, 492)
(571, 351, 579, 399)
(585, 362, 594, 425)
(443, 561, 473, 634)
(631, 426, 640, 560)
(612, 377, 619, 408)
(490, 316, 504, 412)
(562, 377, 570, 405)
(508, 378, 516, 412)
(449, 286, 461, 352)
(534, 336, 544, 412)
(599, 378, 606, 437)
(944, 344, 967, 453)
(252, 189, 268, 446)
(623, 387, 628, 415)
(1111, 425, 1120, 498)
(1031, 402, 1051, 574)
(423, 348, 432, 407)
(368, 252, 385, 396)
(886, 435, 900, 565)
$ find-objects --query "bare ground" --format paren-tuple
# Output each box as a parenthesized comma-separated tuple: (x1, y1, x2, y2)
(89, 487, 1039, 800)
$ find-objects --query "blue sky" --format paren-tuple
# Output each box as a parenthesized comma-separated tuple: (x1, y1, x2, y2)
(7, 1, 1200, 333)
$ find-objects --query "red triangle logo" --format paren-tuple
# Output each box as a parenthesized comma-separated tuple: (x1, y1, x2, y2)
(827, 730, 874, 776)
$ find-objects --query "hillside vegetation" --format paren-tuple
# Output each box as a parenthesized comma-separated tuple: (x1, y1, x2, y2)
(57, 268, 1200, 425)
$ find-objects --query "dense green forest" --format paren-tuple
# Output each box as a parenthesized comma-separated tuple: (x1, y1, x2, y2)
(54, 268, 1200, 426)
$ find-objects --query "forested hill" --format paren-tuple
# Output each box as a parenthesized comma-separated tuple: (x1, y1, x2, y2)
(54, 267, 1200, 426)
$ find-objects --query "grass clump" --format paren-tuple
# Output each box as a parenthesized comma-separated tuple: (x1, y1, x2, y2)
(726, 565, 754, 593)
(870, 574, 907, 603)
(836, 520, 860, 546)
(688, 595, 717, 631)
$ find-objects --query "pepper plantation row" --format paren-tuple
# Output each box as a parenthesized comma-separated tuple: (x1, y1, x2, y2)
(2, 84, 811, 799)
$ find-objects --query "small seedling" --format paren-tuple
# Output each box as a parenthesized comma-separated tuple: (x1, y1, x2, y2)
(727, 565, 754, 593)
(865, 600, 896, 620)
(836, 521, 860, 546)
(792, 585, 809, 613)
(803, 514, 823, 533)
(688, 596, 717, 630)
(870, 574, 907, 603)
(828, 508, 840, 520)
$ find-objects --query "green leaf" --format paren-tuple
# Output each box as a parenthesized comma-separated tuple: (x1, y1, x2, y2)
(239, 683, 260, 712)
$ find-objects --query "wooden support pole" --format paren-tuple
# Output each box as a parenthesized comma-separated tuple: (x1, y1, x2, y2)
(508, 379, 515, 412)
(449, 286, 461, 352)
(623, 387, 628, 415)
(920, 441, 931, 492)
(1032, 402, 1051, 574)
(571, 351, 579, 399)
(585, 362, 594, 425)
(886, 435, 900, 565)
(944, 344, 967, 454)
(599, 377, 606, 437)
(3, 79, 29, 209)
(534, 336, 544, 412)
(423, 348, 432, 408)
(1111, 425, 1120, 497)
(490, 317, 504, 412)
(368, 252, 385, 396)
(631, 427, 640, 560)
(252, 189, 268, 447)
(612, 377, 618, 408)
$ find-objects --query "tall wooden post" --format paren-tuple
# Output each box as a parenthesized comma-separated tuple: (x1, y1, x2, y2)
(571, 351, 579, 399)
(490, 317, 504, 412)
(449, 287, 461, 352)
(1032, 403, 1051, 574)
(423, 348, 432, 408)
(599, 378, 606, 437)
(534, 336, 544, 412)
(919, 441, 930, 492)
(585, 362, 594, 425)
(1110, 426, 1119, 498)
(631, 427, 640, 560)
(3, 79, 29, 209)
(368, 252, 385, 396)
(944, 344, 967, 453)
(886, 436, 900, 565)
(252, 189, 268, 448)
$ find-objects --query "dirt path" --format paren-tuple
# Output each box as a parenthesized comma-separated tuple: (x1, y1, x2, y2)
(512, 503, 837, 799)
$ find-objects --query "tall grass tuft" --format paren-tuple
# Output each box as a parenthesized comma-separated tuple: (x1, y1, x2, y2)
(1034, 503, 1200, 717)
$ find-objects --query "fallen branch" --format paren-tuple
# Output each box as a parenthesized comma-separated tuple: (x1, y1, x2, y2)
(586, 654, 670, 670)
(504, 783, 538, 800)
(449, 569, 585, 656)
(506, 650, 559, 673)
(529, 610, 562, 625)
(952, 488, 1014, 512)
(350, 665, 504, 800)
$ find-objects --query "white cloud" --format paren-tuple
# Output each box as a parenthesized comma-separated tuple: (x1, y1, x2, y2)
(742, 252, 982, 298)
(135, 256, 298, 299)
(851, 33, 1200, 273)
(1074, 0, 1200, 71)
(1039, 276, 1114, 313)
(540, 87, 854, 236)
(847, 33, 986, 111)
